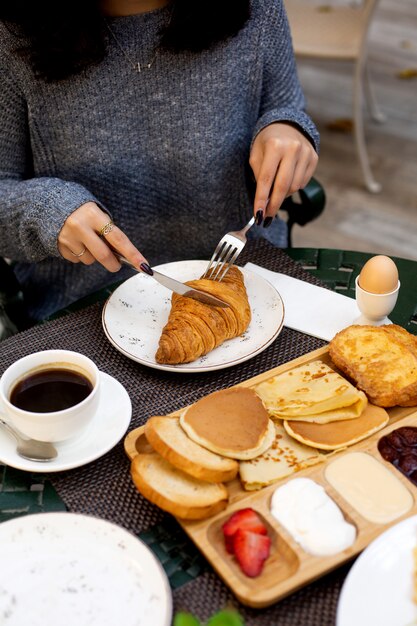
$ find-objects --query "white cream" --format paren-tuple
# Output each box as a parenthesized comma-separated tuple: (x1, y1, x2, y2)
(270, 477, 356, 556)
(325, 451, 413, 524)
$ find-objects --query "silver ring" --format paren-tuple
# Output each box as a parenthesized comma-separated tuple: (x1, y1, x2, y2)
(99, 221, 115, 237)
(71, 245, 87, 258)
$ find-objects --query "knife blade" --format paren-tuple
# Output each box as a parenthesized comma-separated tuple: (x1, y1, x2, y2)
(150, 269, 230, 308)
(110, 250, 230, 308)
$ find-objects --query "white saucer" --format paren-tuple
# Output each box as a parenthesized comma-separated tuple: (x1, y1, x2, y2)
(0, 512, 172, 626)
(0, 372, 132, 473)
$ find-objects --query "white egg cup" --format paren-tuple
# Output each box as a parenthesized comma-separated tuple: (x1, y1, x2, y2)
(354, 275, 400, 326)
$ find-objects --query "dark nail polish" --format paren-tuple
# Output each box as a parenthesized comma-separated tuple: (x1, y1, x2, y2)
(263, 216, 273, 228)
(140, 262, 153, 276)
(255, 210, 264, 226)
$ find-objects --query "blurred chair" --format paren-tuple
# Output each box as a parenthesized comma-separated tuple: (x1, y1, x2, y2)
(0, 258, 28, 340)
(284, 0, 384, 193)
(282, 177, 325, 247)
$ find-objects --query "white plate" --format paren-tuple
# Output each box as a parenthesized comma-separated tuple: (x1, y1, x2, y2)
(102, 260, 285, 373)
(337, 514, 417, 626)
(0, 512, 172, 626)
(0, 372, 131, 472)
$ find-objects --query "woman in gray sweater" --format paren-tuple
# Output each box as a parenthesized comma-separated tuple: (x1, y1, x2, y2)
(0, 0, 318, 321)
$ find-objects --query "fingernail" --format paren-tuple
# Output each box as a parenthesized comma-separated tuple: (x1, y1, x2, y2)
(140, 262, 153, 276)
(255, 210, 264, 226)
(263, 216, 273, 228)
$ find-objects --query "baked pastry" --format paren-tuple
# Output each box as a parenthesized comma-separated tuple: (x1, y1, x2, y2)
(329, 324, 417, 407)
(155, 266, 251, 364)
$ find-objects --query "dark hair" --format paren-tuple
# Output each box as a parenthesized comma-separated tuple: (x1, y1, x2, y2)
(0, 0, 251, 82)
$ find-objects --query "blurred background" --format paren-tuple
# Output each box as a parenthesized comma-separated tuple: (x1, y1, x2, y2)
(286, 0, 417, 260)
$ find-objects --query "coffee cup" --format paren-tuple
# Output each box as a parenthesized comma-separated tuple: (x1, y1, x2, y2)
(0, 350, 100, 443)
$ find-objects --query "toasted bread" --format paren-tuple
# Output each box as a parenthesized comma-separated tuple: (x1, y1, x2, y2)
(329, 324, 417, 407)
(131, 453, 228, 520)
(145, 416, 238, 483)
(384, 324, 417, 355)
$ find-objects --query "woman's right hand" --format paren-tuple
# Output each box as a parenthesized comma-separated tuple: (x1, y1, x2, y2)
(58, 202, 148, 271)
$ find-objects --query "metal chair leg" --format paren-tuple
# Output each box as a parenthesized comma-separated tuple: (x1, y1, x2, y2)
(364, 63, 386, 123)
(353, 60, 382, 193)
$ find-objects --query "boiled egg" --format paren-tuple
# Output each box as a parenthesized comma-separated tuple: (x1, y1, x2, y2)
(358, 255, 399, 294)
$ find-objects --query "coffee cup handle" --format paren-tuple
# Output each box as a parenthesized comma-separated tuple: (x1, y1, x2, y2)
(0, 395, 12, 426)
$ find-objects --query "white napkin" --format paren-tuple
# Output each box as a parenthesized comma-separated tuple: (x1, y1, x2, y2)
(245, 262, 360, 342)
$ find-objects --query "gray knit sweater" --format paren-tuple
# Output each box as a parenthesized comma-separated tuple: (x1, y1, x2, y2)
(0, 0, 319, 321)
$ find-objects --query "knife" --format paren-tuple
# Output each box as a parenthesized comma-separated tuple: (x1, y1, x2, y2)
(110, 249, 230, 308)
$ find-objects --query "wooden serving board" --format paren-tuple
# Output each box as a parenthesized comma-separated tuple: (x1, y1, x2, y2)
(124, 346, 417, 608)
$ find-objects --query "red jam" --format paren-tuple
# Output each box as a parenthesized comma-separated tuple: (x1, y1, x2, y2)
(378, 427, 417, 486)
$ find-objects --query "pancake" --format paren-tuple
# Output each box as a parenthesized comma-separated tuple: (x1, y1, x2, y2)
(179, 386, 273, 460)
(254, 360, 368, 423)
(284, 403, 389, 450)
(239, 422, 332, 491)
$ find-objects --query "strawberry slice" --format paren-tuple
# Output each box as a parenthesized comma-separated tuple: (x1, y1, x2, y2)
(222, 508, 267, 554)
(233, 529, 271, 577)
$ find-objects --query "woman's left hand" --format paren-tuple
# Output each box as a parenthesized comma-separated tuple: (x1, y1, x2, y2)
(249, 122, 318, 224)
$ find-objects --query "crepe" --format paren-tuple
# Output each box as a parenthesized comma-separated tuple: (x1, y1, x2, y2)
(254, 360, 368, 423)
(179, 386, 274, 460)
(284, 403, 389, 450)
(239, 422, 333, 491)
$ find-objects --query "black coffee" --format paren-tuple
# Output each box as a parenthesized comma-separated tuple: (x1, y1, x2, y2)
(10, 368, 93, 413)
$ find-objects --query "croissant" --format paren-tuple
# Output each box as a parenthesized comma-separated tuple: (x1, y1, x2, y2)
(155, 266, 251, 364)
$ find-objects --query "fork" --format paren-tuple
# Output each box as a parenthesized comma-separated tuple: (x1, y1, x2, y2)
(202, 216, 256, 281)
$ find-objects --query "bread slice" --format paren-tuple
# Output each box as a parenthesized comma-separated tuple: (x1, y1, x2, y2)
(384, 324, 417, 355)
(145, 416, 238, 482)
(131, 453, 228, 520)
(329, 324, 417, 407)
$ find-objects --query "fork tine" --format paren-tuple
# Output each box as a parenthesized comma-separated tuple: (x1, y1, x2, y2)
(202, 240, 228, 278)
(207, 244, 232, 280)
(216, 246, 241, 281)
(210, 244, 238, 281)
(203, 216, 255, 280)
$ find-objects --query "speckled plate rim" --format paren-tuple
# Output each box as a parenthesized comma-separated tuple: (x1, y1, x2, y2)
(0, 512, 172, 626)
(101, 260, 285, 373)
(337, 514, 417, 626)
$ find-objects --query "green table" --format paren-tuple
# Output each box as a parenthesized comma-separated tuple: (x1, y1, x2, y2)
(286, 248, 417, 334)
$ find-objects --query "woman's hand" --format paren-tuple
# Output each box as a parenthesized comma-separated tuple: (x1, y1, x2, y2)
(249, 122, 318, 225)
(58, 202, 147, 271)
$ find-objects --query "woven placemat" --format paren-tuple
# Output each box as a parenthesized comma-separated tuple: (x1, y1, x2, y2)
(0, 239, 348, 625)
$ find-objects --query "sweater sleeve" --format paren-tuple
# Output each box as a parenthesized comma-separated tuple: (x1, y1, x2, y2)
(251, 0, 320, 152)
(0, 63, 101, 262)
